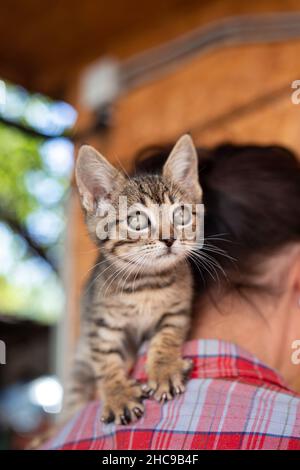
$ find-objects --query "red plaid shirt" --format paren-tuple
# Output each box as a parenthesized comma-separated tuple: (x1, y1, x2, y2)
(47, 340, 300, 450)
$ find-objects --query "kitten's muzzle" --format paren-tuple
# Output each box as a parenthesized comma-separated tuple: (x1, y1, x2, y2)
(164, 238, 175, 248)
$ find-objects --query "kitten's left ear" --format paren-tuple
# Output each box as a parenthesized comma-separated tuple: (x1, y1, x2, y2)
(163, 134, 202, 200)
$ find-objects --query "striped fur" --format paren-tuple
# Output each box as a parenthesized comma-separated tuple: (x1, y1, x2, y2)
(64, 135, 202, 425)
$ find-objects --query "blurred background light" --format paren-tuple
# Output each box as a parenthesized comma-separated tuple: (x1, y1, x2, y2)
(0, 79, 6, 111)
(0, 376, 63, 435)
(25, 171, 65, 207)
(26, 208, 64, 245)
(2, 84, 28, 121)
(40, 138, 74, 177)
(28, 376, 63, 414)
(0, 383, 42, 433)
(0, 81, 77, 136)
(0, 223, 26, 275)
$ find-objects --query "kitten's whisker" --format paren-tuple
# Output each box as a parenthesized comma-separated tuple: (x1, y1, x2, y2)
(190, 249, 230, 285)
(102, 251, 146, 296)
(175, 245, 225, 285)
(85, 251, 139, 295)
(204, 232, 229, 240)
(193, 240, 235, 258)
(101, 257, 138, 296)
(189, 252, 219, 283)
(84, 256, 120, 294)
(131, 253, 150, 292)
(174, 246, 218, 283)
(113, 155, 132, 181)
(116, 253, 148, 295)
(195, 250, 228, 280)
(83, 256, 113, 277)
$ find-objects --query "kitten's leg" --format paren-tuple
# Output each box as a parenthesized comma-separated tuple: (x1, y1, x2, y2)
(144, 312, 193, 402)
(90, 327, 145, 425)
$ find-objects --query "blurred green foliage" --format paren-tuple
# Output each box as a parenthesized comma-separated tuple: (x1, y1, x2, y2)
(0, 125, 71, 324)
(0, 124, 43, 221)
(0, 78, 76, 324)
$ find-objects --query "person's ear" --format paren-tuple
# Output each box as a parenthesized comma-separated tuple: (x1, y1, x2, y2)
(75, 145, 125, 213)
(163, 134, 202, 200)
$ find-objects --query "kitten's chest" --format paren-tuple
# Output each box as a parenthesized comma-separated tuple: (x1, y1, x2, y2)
(125, 281, 191, 340)
(122, 290, 170, 329)
(96, 265, 192, 341)
(135, 293, 165, 332)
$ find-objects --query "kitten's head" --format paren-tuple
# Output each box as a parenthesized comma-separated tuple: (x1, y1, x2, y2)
(76, 134, 203, 272)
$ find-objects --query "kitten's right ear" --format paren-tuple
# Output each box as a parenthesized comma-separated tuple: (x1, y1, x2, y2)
(163, 134, 202, 201)
(75, 145, 124, 213)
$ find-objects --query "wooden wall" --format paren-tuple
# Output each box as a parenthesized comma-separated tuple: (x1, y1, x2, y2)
(2, 0, 300, 96)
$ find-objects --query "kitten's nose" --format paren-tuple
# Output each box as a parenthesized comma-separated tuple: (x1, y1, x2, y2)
(164, 238, 175, 248)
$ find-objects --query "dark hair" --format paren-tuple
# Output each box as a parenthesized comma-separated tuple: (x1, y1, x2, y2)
(134, 143, 300, 296)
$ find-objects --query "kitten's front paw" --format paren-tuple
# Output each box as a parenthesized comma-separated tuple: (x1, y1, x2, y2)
(144, 358, 193, 403)
(100, 380, 146, 425)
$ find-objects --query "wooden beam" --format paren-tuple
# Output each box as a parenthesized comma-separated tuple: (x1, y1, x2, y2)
(1, 0, 300, 97)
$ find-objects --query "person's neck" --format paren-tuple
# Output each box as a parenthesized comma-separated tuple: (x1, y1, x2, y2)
(189, 291, 300, 393)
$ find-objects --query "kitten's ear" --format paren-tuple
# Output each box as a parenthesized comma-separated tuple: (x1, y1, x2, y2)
(75, 145, 125, 213)
(163, 134, 202, 200)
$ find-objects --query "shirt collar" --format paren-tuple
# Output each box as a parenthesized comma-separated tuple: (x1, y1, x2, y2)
(133, 338, 290, 392)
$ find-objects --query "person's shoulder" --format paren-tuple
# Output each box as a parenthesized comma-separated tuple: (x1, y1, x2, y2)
(44, 377, 300, 450)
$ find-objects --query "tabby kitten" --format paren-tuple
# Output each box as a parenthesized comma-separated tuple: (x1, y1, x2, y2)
(66, 134, 203, 425)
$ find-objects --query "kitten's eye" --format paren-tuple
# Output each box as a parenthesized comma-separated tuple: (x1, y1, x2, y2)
(173, 205, 192, 227)
(127, 210, 149, 231)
